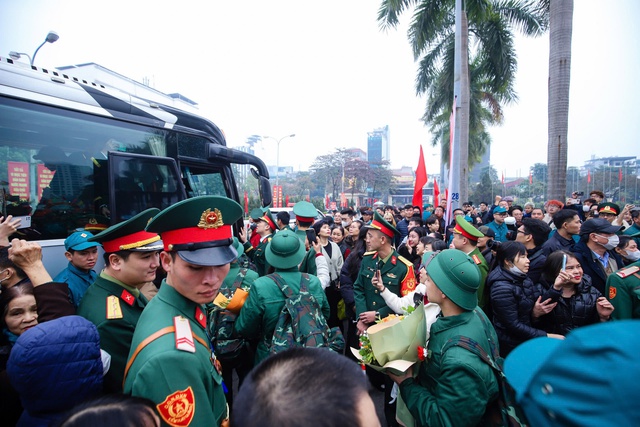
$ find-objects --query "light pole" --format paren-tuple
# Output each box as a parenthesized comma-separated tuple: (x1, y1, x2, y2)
(9, 51, 33, 64)
(262, 134, 295, 188)
(30, 31, 59, 66)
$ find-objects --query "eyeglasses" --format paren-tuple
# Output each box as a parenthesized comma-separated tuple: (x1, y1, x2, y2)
(517, 229, 530, 235)
(495, 212, 508, 216)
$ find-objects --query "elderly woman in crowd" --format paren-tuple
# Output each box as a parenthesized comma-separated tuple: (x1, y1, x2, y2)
(1, 283, 37, 425)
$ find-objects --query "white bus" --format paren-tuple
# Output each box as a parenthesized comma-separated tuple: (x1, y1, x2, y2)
(0, 57, 271, 275)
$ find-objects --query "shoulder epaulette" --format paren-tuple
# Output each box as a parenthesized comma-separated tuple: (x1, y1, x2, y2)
(174, 316, 196, 353)
(396, 255, 414, 267)
(471, 254, 482, 265)
(106, 295, 123, 319)
(363, 251, 376, 256)
(616, 265, 640, 278)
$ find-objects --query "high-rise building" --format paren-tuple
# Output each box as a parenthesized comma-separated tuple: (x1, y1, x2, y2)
(367, 125, 390, 164)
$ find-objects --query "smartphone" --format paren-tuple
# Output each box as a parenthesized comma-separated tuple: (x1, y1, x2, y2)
(14, 216, 31, 230)
(305, 228, 317, 245)
(561, 254, 567, 272)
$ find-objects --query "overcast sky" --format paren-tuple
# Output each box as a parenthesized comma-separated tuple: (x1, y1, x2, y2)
(1, 0, 638, 180)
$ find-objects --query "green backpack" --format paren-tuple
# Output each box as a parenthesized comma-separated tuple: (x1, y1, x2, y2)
(208, 268, 249, 362)
(269, 272, 344, 355)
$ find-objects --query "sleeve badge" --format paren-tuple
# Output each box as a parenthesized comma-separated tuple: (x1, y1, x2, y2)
(157, 386, 195, 427)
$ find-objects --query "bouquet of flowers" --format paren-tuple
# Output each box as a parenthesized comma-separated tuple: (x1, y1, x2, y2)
(213, 286, 249, 314)
(351, 303, 427, 375)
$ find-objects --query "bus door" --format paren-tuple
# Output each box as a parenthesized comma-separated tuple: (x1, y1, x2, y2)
(107, 151, 186, 223)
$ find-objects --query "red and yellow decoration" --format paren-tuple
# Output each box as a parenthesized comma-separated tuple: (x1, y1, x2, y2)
(157, 387, 195, 427)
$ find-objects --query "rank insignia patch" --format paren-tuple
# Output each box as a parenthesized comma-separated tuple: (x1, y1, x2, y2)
(609, 286, 617, 300)
(106, 296, 123, 319)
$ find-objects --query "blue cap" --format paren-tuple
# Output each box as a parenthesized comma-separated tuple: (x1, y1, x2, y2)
(64, 231, 101, 251)
(504, 321, 640, 426)
(493, 206, 508, 214)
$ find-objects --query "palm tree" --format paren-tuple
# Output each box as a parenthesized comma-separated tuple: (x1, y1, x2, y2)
(546, 0, 573, 200)
(378, 0, 547, 189)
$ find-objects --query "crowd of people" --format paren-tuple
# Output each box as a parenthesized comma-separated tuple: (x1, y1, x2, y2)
(0, 188, 639, 426)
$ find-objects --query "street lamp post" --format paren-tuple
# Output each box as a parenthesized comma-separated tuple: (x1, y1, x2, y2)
(30, 31, 59, 66)
(262, 134, 295, 188)
(9, 51, 33, 64)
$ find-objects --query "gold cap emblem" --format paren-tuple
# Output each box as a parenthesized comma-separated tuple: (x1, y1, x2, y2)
(198, 208, 223, 229)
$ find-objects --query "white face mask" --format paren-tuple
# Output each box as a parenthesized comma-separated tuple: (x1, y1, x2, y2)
(583, 205, 591, 212)
(342, 221, 349, 228)
(625, 250, 640, 262)
(596, 234, 619, 251)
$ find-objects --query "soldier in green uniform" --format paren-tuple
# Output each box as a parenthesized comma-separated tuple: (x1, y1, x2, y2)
(239, 208, 275, 276)
(388, 249, 499, 426)
(353, 211, 416, 427)
(124, 196, 242, 427)
(606, 260, 640, 320)
(208, 237, 258, 409)
(354, 211, 416, 332)
(292, 200, 317, 243)
(451, 215, 490, 312)
(77, 208, 163, 393)
(235, 230, 329, 365)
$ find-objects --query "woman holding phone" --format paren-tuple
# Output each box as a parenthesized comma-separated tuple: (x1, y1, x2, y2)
(536, 251, 614, 336)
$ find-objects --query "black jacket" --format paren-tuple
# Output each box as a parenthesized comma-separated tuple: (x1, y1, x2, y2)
(526, 246, 547, 285)
(537, 275, 602, 336)
(488, 267, 557, 357)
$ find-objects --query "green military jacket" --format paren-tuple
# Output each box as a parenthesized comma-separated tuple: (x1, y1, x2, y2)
(299, 247, 317, 276)
(354, 250, 411, 320)
(235, 268, 330, 365)
(294, 228, 307, 244)
(399, 308, 499, 427)
(468, 247, 489, 312)
(606, 262, 640, 320)
(124, 282, 227, 427)
(243, 234, 272, 276)
(77, 273, 147, 393)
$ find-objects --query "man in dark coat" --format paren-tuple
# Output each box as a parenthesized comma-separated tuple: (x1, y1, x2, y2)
(571, 218, 623, 294)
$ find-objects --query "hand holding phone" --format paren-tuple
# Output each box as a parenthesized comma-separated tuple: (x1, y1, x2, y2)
(305, 228, 317, 245)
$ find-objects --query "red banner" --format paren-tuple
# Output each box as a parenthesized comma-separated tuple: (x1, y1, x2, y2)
(8, 162, 30, 200)
(37, 164, 55, 201)
(244, 191, 248, 214)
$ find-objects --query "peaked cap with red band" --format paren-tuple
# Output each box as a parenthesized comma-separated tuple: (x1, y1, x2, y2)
(366, 211, 399, 239)
(452, 215, 484, 242)
(146, 196, 243, 267)
(88, 208, 162, 253)
(598, 202, 620, 216)
(257, 208, 277, 230)
(293, 200, 317, 223)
